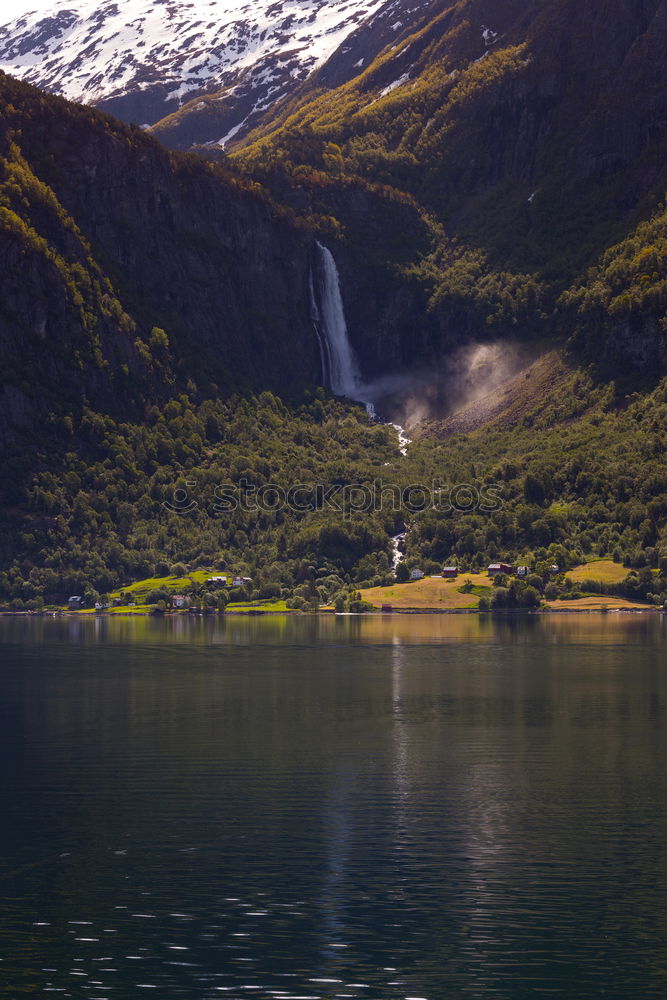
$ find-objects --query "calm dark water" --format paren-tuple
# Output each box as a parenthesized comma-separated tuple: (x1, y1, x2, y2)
(1, 613, 667, 1000)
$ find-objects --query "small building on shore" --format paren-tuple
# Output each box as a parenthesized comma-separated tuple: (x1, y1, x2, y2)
(172, 594, 188, 609)
(488, 563, 514, 576)
(68, 595, 83, 609)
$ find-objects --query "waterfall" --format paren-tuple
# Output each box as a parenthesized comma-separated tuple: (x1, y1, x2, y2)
(311, 241, 367, 403)
(391, 423, 411, 456)
(391, 531, 407, 570)
(309, 241, 410, 445)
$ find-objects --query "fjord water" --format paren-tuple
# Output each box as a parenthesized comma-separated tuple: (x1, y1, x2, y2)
(1, 615, 667, 999)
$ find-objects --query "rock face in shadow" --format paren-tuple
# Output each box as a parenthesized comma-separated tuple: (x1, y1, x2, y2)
(235, 0, 667, 378)
(2, 0, 667, 457)
(0, 73, 320, 445)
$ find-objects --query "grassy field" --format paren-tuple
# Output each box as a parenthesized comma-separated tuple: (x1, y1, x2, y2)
(74, 599, 290, 615)
(61, 569, 288, 614)
(362, 571, 656, 613)
(545, 595, 654, 611)
(65, 564, 657, 616)
(225, 600, 290, 613)
(362, 574, 493, 610)
(109, 570, 215, 602)
(566, 560, 630, 585)
(74, 574, 290, 614)
(100, 605, 150, 615)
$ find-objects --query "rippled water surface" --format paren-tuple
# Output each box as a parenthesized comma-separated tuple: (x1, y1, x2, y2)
(1, 613, 667, 999)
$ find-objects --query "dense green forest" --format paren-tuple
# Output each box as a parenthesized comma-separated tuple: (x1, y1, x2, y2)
(2, 354, 666, 610)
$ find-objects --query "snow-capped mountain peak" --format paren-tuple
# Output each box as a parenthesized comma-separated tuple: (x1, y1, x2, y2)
(0, 0, 390, 133)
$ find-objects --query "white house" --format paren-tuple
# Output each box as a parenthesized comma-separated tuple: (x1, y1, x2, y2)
(411, 568, 425, 580)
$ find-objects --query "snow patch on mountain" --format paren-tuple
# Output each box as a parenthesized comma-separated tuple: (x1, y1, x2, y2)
(0, 0, 388, 123)
(379, 71, 410, 96)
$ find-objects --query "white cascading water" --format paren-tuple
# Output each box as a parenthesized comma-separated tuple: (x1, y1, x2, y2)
(391, 531, 407, 570)
(311, 241, 368, 405)
(392, 424, 411, 456)
(310, 240, 410, 442)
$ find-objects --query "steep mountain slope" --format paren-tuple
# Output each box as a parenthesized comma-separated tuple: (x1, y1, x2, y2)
(0, 0, 392, 141)
(151, 0, 437, 150)
(2, 0, 666, 419)
(234, 0, 667, 375)
(1, 17, 667, 606)
(0, 71, 321, 452)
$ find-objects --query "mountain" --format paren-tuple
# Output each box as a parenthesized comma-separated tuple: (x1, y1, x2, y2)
(235, 0, 667, 378)
(1, 0, 667, 607)
(0, 0, 396, 145)
(0, 71, 322, 453)
(150, 0, 436, 150)
(2, 0, 666, 425)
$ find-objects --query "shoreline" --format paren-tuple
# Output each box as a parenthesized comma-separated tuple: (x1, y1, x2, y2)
(0, 607, 662, 619)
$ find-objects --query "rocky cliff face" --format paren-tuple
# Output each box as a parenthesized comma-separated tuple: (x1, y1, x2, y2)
(150, 0, 438, 150)
(244, 0, 667, 208)
(2, 0, 666, 454)
(237, 0, 667, 376)
(0, 73, 321, 446)
(602, 318, 667, 376)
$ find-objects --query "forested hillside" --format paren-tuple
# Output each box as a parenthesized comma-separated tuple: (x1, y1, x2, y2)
(234, 0, 667, 375)
(3, 356, 667, 610)
(0, 70, 321, 449)
(1, 0, 666, 609)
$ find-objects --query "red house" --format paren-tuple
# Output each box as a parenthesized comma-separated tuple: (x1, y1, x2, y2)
(488, 563, 514, 576)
